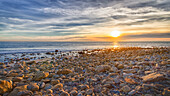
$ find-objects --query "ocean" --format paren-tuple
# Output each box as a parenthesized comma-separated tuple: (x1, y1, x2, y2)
(0, 41, 170, 54)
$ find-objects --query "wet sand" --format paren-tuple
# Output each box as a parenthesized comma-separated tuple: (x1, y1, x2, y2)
(0, 47, 170, 96)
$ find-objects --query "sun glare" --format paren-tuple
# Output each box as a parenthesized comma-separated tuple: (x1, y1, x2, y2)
(111, 30, 121, 37)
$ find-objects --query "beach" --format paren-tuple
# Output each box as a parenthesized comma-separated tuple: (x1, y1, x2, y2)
(0, 47, 169, 96)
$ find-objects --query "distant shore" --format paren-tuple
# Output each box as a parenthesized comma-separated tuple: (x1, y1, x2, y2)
(0, 47, 169, 96)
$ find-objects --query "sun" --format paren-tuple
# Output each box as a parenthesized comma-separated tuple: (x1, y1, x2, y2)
(111, 30, 121, 37)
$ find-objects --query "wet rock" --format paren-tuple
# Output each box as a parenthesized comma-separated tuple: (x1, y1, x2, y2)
(56, 69, 72, 75)
(33, 71, 49, 81)
(17, 90, 33, 96)
(142, 73, 165, 82)
(55, 50, 59, 53)
(95, 65, 111, 73)
(27, 83, 39, 91)
(0, 80, 13, 94)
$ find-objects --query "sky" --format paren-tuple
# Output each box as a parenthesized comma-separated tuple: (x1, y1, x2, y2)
(0, 0, 170, 41)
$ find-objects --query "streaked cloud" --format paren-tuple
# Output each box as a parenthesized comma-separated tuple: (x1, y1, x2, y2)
(0, 0, 170, 41)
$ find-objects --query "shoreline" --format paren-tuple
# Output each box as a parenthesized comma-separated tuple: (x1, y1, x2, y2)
(0, 47, 170, 95)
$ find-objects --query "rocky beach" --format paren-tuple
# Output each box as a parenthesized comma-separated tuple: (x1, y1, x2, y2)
(0, 47, 169, 96)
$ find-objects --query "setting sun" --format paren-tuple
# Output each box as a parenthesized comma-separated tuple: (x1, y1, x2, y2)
(111, 30, 121, 37)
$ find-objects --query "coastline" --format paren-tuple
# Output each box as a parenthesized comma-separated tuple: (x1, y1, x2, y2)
(0, 47, 170, 95)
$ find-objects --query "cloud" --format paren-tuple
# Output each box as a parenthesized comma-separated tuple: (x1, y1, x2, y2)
(122, 33, 170, 38)
(0, 0, 170, 41)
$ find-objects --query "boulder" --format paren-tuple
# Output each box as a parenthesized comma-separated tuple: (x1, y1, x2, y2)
(95, 65, 111, 73)
(51, 79, 60, 85)
(17, 90, 33, 96)
(12, 77, 23, 82)
(8, 85, 27, 96)
(26, 61, 36, 65)
(27, 83, 39, 91)
(56, 69, 72, 75)
(7, 73, 19, 77)
(142, 73, 165, 82)
(0, 80, 13, 94)
(52, 83, 63, 90)
(33, 72, 49, 81)
(60, 91, 70, 96)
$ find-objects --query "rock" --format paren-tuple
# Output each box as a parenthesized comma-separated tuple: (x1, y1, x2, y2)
(0, 80, 13, 94)
(124, 77, 138, 84)
(70, 90, 78, 96)
(109, 73, 118, 77)
(51, 79, 60, 85)
(162, 88, 170, 96)
(17, 90, 33, 96)
(37, 82, 45, 89)
(60, 91, 70, 96)
(74, 67, 83, 73)
(55, 50, 59, 53)
(46, 89, 53, 94)
(142, 73, 165, 82)
(26, 60, 36, 65)
(56, 69, 72, 75)
(121, 85, 131, 93)
(0, 70, 7, 75)
(80, 85, 89, 90)
(0, 64, 6, 69)
(52, 83, 63, 90)
(7, 73, 19, 77)
(12, 77, 23, 82)
(95, 65, 111, 73)
(27, 83, 39, 91)
(160, 61, 168, 65)
(44, 84, 52, 90)
(33, 72, 49, 81)
(8, 85, 27, 96)
(86, 89, 93, 95)
(128, 90, 136, 95)
(117, 64, 124, 69)
(14, 64, 23, 69)
(142, 84, 157, 90)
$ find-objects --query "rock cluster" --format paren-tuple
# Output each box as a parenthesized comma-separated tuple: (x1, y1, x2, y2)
(0, 47, 169, 96)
